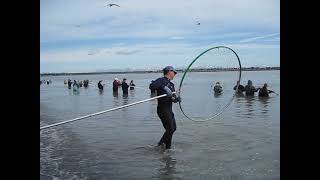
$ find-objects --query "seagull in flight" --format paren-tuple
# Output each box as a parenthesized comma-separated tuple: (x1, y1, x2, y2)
(107, 3, 120, 7)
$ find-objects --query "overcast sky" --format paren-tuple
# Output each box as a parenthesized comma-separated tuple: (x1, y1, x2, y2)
(40, 0, 279, 73)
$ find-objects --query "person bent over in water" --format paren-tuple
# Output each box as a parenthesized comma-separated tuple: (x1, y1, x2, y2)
(258, 83, 276, 97)
(233, 81, 245, 93)
(149, 66, 181, 149)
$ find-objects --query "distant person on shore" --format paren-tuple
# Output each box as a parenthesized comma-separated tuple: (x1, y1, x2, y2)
(79, 81, 83, 87)
(98, 80, 104, 90)
(258, 83, 276, 97)
(213, 82, 223, 94)
(129, 80, 135, 90)
(67, 79, 72, 89)
(149, 80, 156, 94)
(122, 78, 129, 94)
(244, 80, 260, 96)
(233, 81, 245, 93)
(47, 80, 50, 85)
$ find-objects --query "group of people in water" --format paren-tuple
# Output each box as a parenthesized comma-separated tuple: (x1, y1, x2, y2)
(64, 78, 136, 94)
(60, 78, 276, 98)
(64, 79, 90, 91)
(96, 78, 136, 94)
(40, 79, 52, 85)
(213, 80, 277, 97)
(110, 78, 135, 94)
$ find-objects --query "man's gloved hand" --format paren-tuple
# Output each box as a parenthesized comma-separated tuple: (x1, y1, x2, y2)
(172, 96, 181, 103)
(163, 86, 173, 97)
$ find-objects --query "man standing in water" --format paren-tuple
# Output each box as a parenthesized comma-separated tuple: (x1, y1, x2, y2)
(149, 80, 156, 94)
(258, 83, 276, 97)
(121, 78, 129, 95)
(150, 66, 181, 149)
(67, 79, 72, 89)
(244, 80, 260, 96)
(113, 78, 120, 93)
(98, 80, 104, 90)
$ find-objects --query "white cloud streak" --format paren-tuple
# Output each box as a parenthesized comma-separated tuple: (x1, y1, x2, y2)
(239, 33, 280, 43)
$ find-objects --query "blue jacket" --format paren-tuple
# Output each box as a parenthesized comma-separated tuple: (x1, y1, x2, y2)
(149, 77, 176, 107)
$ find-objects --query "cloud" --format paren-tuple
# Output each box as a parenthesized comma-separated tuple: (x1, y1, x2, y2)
(115, 50, 142, 55)
(239, 33, 280, 43)
(170, 37, 185, 40)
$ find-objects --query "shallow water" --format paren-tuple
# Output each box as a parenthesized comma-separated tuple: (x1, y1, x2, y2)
(40, 71, 280, 180)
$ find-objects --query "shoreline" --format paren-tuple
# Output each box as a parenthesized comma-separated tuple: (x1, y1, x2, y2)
(40, 67, 280, 77)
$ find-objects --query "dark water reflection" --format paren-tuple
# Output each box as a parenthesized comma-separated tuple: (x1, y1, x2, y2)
(157, 154, 180, 180)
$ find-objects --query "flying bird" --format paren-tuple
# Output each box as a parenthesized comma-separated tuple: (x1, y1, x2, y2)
(107, 3, 120, 7)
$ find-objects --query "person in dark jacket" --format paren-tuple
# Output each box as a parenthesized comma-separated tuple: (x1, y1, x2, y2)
(98, 80, 104, 90)
(258, 83, 276, 97)
(83, 80, 89, 88)
(213, 82, 223, 94)
(244, 80, 260, 96)
(129, 80, 135, 90)
(149, 66, 181, 149)
(233, 81, 245, 93)
(67, 79, 72, 89)
(122, 78, 129, 94)
(149, 80, 156, 94)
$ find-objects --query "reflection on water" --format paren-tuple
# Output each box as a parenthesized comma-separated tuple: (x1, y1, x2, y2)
(112, 92, 118, 98)
(73, 90, 80, 95)
(112, 92, 120, 108)
(258, 96, 270, 115)
(123, 93, 129, 99)
(235, 92, 245, 98)
(244, 96, 255, 118)
(157, 154, 180, 180)
(129, 89, 135, 98)
(233, 94, 274, 120)
(214, 92, 222, 98)
(98, 89, 103, 95)
(122, 94, 129, 104)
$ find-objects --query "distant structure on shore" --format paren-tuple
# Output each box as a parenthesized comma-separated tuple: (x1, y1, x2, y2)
(40, 66, 280, 76)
